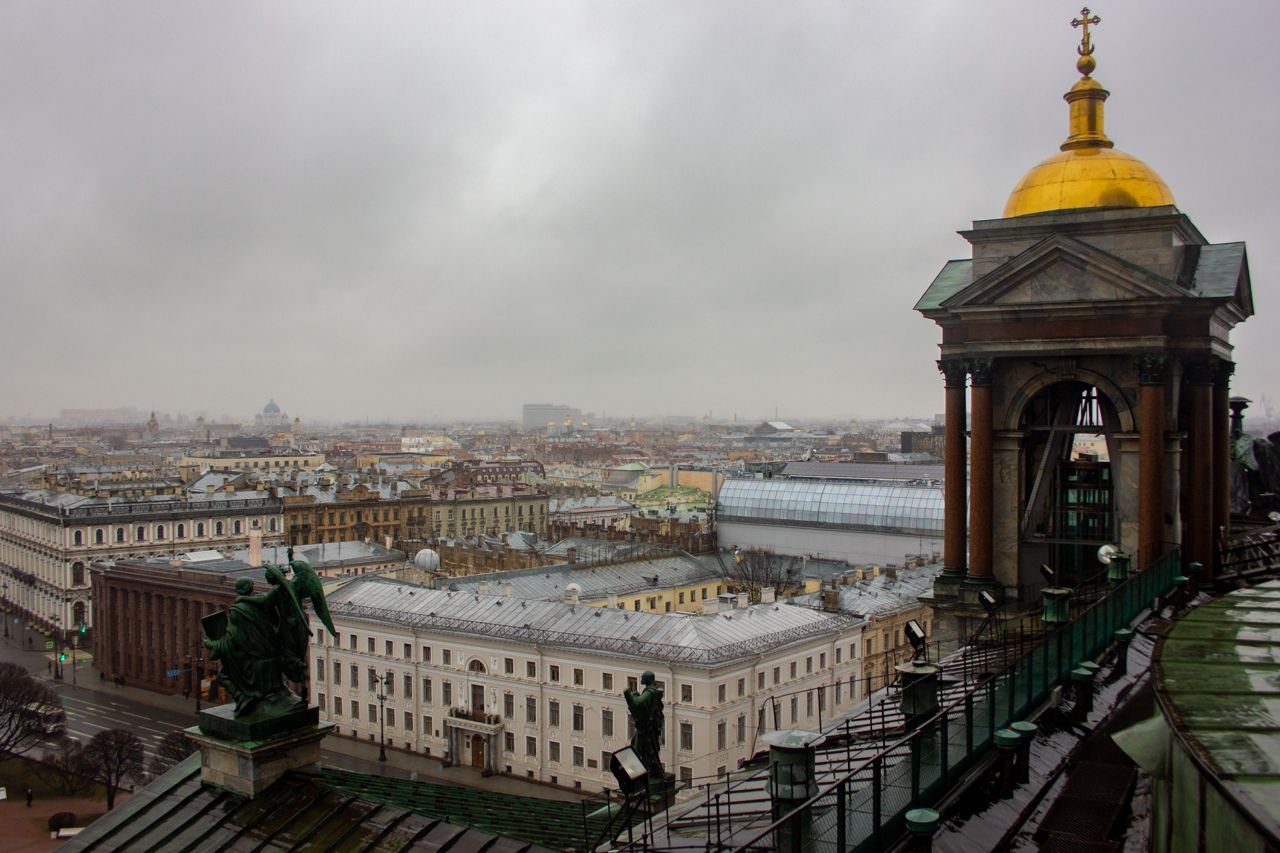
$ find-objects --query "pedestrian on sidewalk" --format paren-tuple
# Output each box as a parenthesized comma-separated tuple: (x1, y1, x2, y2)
(47, 660, 51, 675)
(25, 786, 32, 807)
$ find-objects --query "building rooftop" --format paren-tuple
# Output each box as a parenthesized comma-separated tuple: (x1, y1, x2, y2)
(441, 551, 720, 602)
(1155, 578, 1280, 837)
(62, 754, 566, 852)
(330, 576, 861, 667)
(780, 460, 944, 483)
(716, 478, 944, 536)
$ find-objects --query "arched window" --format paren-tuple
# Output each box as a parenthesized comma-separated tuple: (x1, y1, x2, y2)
(176, 523, 185, 539)
(197, 522, 205, 537)
(72, 602, 86, 628)
(73, 530, 83, 546)
(268, 518, 278, 533)
(215, 521, 224, 536)
(94, 528, 104, 545)
(71, 562, 85, 586)
(115, 527, 125, 543)
(135, 526, 145, 542)
(155, 525, 165, 540)
(233, 520, 242, 535)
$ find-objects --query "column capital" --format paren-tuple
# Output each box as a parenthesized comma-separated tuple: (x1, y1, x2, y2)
(1136, 353, 1167, 385)
(1213, 359, 1236, 388)
(1183, 355, 1218, 385)
(937, 359, 968, 388)
(967, 358, 994, 387)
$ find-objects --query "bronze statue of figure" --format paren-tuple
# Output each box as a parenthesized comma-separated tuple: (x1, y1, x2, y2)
(624, 670, 665, 778)
(203, 558, 336, 717)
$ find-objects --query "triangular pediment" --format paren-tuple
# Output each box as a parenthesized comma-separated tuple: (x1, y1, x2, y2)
(940, 235, 1183, 310)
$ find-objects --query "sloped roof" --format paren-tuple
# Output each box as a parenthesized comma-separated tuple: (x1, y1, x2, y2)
(62, 755, 560, 852)
(331, 577, 861, 667)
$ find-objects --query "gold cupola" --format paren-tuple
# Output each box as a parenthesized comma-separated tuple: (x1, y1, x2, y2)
(1002, 8, 1174, 218)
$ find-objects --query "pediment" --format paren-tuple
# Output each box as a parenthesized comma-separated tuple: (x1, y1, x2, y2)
(940, 235, 1182, 310)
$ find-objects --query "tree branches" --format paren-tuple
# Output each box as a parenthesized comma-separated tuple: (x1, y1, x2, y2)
(0, 662, 65, 757)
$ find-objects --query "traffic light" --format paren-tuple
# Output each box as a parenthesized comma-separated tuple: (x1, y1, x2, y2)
(79, 624, 86, 634)
(58, 652, 67, 662)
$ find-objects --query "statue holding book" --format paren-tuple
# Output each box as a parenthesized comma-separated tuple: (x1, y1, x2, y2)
(203, 556, 335, 718)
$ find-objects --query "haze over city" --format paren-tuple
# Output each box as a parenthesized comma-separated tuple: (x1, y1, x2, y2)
(3, 0, 1276, 423)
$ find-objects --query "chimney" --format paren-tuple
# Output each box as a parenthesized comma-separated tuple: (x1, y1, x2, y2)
(384, 534, 393, 550)
(737, 592, 749, 609)
(607, 593, 618, 608)
(501, 582, 513, 598)
(761, 586, 776, 604)
(566, 547, 578, 565)
(822, 588, 840, 612)
(702, 598, 719, 615)
(478, 581, 489, 595)
(248, 529, 263, 568)
(564, 585, 580, 605)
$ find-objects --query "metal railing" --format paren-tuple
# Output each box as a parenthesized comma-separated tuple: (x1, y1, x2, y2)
(725, 550, 1183, 852)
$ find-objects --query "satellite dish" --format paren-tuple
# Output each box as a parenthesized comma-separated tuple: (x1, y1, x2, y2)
(1097, 544, 1121, 565)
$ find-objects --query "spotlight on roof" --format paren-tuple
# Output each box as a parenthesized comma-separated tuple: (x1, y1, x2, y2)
(904, 619, 928, 662)
(979, 590, 999, 617)
(1040, 564, 1056, 586)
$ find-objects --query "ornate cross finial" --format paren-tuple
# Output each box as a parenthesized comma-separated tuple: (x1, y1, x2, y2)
(1072, 7, 1101, 57)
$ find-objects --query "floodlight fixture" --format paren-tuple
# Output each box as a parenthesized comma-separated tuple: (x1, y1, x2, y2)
(979, 590, 999, 617)
(904, 619, 928, 662)
(1097, 544, 1120, 565)
(1040, 564, 1056, 585)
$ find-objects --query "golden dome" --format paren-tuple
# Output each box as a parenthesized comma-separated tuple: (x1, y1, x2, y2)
(1003, 146, 1175, 218)
(1003, 11, 1174, 218)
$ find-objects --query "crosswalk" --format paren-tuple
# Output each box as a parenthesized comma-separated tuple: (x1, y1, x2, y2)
(36, 691, 188, 763)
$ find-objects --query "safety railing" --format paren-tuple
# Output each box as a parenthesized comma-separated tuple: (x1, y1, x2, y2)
(724, 550, 1183, 852)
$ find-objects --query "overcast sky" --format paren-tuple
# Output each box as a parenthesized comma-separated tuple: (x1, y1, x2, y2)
(2, 1, 1277, 425)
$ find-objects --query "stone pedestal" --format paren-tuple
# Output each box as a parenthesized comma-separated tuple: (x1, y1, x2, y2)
(187, 702, 332, 798)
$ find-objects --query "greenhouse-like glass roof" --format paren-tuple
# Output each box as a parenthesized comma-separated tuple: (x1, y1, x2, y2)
(717, 478, 944, 536)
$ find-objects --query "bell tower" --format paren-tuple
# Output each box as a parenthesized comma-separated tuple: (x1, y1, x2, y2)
(917, 9, 1253, 610)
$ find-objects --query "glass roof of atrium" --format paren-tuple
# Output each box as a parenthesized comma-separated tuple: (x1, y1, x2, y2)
(717, 478, 944, 536)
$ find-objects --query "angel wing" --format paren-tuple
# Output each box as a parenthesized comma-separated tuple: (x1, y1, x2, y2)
(290, 560, 337, 637)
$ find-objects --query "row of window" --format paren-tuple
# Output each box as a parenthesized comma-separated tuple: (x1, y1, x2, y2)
(71, 517, 275, 546)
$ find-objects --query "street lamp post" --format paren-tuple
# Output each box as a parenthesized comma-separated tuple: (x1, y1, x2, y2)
(52, 615, 63, 680)
(376, 672, 390, 762)
(190, 647, 206, 713)
(1, 582, 8, 640)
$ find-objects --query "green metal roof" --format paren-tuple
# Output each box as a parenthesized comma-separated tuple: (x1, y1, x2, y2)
(1157, 579, 1280, 838)
(914, 259, 973, 312)
(1189, 242, 1247, 300)
(61, 755, 568, 852)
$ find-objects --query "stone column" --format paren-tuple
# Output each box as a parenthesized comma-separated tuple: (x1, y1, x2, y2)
(1212, 361, 1234, 560)
(1137, 355, 1167, 569)
(939, 359, 969, 580)
(1184, 358, 1215, 580)
(967, 359, 994, 583)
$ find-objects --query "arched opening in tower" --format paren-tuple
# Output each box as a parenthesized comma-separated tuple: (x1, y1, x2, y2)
(1018, 381, 1118, 589)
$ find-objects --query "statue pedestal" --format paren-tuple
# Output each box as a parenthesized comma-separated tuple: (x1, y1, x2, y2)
(187, 703, 331, 798)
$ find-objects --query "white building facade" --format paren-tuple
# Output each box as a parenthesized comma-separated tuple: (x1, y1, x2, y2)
(0, 489, 284, 636)
(315, 577, 865, 790)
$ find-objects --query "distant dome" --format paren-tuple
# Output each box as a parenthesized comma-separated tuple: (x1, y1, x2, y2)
(263, 399, 281, 415)
(414, 549, 441, 571)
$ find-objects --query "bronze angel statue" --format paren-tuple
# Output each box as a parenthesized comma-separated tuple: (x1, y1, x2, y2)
(203, 555, 336, 717)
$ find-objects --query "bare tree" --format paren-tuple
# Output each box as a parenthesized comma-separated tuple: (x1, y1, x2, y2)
(39, 738, 93, 796)
(724, 548, 805, 602)
(148, 730, 197, 777)
(0, 662, 65, 756)
(82, 729, 144, 810)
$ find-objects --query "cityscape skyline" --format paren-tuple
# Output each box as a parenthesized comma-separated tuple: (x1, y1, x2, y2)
(3, 2, 1276, 423)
